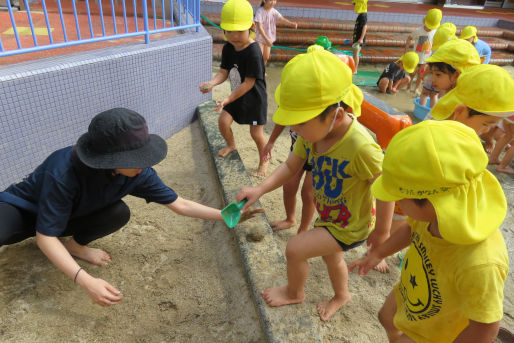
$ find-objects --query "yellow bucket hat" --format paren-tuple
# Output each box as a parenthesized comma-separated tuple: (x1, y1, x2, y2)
(353, 0, 367, 14)
(220, 0, 254, 31)
(430, 64, 514, 120)
(425, 39, 481, 72)
(424, 8, 442, 30)
(399, 51, 419, 74)
(372, 120, 506, 245)
(460, 25, 478, 43)
(273, 49, 363, 126)
(432, 22, 457, 51)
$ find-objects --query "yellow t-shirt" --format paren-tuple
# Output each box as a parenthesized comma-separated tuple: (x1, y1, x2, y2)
(394, 219, 509, 343)
(293, 119, 383, 245)
(353, 0, 368, 14)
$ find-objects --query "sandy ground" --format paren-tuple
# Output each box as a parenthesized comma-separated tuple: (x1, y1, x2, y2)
(0, 62, 512, 343)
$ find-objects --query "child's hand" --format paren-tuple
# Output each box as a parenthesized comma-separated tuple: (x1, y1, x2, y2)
(349, 252, 382, 276)
(239, 207, 265, 223)
(215, 98, 229, 112)
(199, 81, 214, 93)
(80, 273, 123, 306)
(293, 22, 298, 29)
(236, 186, 261, 211)
(266, 38, 273, 47)
(261, 142, 273, 161)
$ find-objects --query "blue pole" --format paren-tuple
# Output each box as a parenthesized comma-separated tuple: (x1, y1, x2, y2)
(162, 0, 165, 28)
(152, 0, 157, 30)
(56, 0, 68, 42)
(71, 0, 82, 40)
(23, 0, 38, 46)
(122, 0, 128, 33)
(98, 0, 106, 36)
(133, 0, 138, 31)
(41, 0, 54, 44)
(110, 0, 118, 35)
(85, 0, 94, 38)
(143, 0, 150, 44)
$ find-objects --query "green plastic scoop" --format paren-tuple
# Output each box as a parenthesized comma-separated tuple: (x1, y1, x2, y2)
(221, 199, 247, 228)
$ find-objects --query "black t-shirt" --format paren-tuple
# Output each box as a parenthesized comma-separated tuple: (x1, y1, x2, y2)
(379, 62, 406, 82)
(220, 42, 267, 125)
(352, 13, 368, 44)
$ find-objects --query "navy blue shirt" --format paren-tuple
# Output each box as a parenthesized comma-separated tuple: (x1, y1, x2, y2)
(0, 147, 178, 236)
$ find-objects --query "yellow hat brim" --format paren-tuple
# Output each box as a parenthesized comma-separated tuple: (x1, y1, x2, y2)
(371, 175, 402, 202)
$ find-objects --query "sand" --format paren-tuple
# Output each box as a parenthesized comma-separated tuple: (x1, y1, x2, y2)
(0, 62, 512, 343)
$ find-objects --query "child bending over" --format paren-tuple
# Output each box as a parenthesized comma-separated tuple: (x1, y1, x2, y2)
(377, 52, 418, 94)
(200, 0, 269, 176)
(350, 120, 508, 342)
(236, 48, 394, 321)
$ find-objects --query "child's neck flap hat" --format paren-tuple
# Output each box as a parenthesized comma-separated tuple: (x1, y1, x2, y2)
(424, 8, 442, 30)
(432, 22, 457, 51)
(398, 51, 419, 74)
(425, 39, 480, 72)
(352, 0, 367, 14)
(273, 47, 363, 126)
(430, 64, 514, 120)
(460, 25, 478, 43)
(220, 0, 254, 31)
(372, 120, 506, 245)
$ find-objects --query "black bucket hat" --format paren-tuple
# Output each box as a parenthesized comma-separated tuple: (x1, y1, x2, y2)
(76, 108, 167, 169)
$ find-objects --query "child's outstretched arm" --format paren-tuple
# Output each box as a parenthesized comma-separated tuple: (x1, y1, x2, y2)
(349, 221, 411, 275)
(278, 16, 297, 29)
(236, 152, 304, 211)
(262, 124, 286, 161)
(199, 68, 229, 93)
(453, 320, 501, 343)
(164, 197, 263, 222)
(215, 76, 257, 112)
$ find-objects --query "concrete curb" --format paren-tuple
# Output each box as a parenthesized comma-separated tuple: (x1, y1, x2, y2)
(196, 100, 322, 343)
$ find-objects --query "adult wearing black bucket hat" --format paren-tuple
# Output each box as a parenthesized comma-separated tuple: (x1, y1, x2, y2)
(0, 108, 261, 306)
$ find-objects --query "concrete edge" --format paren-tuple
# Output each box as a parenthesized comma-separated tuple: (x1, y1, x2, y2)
(196, 100, 322, 343)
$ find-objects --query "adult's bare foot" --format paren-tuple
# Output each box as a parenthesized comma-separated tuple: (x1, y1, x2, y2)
(64, 239, 111, 266)
(496, 165, 514, 175)
(255, 160, 269, 177)
(317, 293, 351, 321)
(373, 259, 390, 273)
(218, 146, 236, 158)
(271, 219, 295, 232)
(261, 285, 305, 307)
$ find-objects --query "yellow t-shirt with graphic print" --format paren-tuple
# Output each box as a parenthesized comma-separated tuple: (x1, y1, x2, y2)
(293, 118, 383, 245)
(394, 218, 508, 343)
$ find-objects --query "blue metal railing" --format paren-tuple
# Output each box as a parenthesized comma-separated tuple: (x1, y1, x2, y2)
(0, 0, 201, 57)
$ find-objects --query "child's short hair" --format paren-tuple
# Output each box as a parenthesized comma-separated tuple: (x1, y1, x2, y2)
(425, 39, 481, 72)
(428, 62, 456, 75)
(319, 102, 350, 120)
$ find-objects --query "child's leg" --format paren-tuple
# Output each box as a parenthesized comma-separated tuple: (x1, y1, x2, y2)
(489, 122, 513, 164)
(407, 70, 416, 91)
(249, 124, 269, 177)
(429, 91, 438, 108)
(496, 138, 514, 175)
(395, 75, 410, 91)
(413, 64, 425, 94)
(317, 250, 352, 321)
(261, 227, 341, 307)
(297, 171, 315, 234)
(218, 110, 236, 157)
(262, 45, 271, 65)
(481, 126, 499, 154)
(378, 77, 390, 93)
(272, 166, 304, 231)
(379, 289, 402, 342)
(353, 46, 361, 74)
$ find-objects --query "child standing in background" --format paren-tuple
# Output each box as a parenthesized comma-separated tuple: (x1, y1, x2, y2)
(199, 0, 269, 176)
(405, 8, 442, 95)
(460, 26, 492, 64)
(352, 0, 368, 74)
(255, 0, 297, 66)
(350, 120, 508, 343)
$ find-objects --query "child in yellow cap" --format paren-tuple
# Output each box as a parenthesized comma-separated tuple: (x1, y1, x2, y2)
(405, 8, 442, 95)
(352, 0, 368, 74)
(460, 25, 492, 64)
(431, 22, 456, 51)
(350, 120, 508, 343)
(199, 0, 269, 176)
(236, 48, 395, 321)
(377, 51, 419, 94)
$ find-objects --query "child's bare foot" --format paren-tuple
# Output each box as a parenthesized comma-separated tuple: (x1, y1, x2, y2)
(261, 285, 305, 307)
(218, 146, 236, 157)
(483, 140, 494, 154)
(64, 239, 111, 266)
(271, 219, 295, 231)
(496, 165, 514, 175)
(255, 160, 269, 177)
(488, 159, 500, 165)
(373, 259, 390, 273)
(317, 293, 351, 321)
(296, 225, 309, 234)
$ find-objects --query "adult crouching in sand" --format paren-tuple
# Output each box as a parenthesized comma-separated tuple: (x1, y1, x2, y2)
(0, 108, 261, 307)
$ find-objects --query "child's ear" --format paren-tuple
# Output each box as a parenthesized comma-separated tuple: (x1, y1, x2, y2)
(450, 70, 461, 85)
(453, 104, 470, 121)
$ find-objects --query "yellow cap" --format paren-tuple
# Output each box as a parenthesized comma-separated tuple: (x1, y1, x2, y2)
(431, 64, 514, 120)
(460, 25, 478, 43)
(424, 8, 442, 30)
(273, 49, 363, 126)
(353, 0, 367, 13)
(307, 44, 325, 53)
(432, 22, 457, 51)
(399, 51, 419, 74)
(425, 39, 481, 72)
(220, 0, 254, 31)
(372, 120, 506, 245)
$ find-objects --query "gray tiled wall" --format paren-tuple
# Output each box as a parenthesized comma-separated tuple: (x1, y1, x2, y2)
(0, 29, 212, 190)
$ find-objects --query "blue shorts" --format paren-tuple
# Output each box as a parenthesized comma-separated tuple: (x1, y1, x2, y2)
(322, 227, 366, 251)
